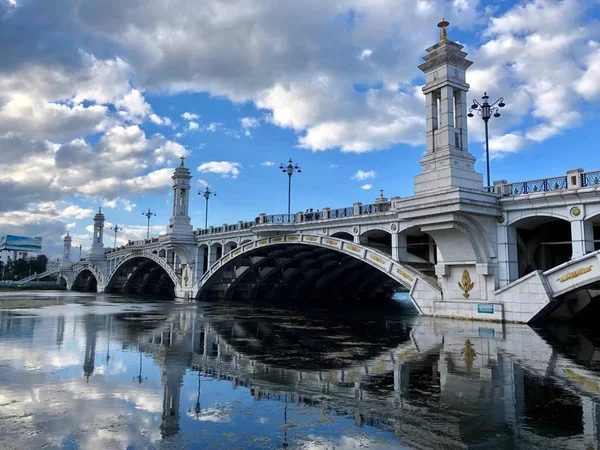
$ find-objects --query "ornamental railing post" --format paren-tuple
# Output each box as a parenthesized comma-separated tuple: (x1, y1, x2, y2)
(567, 168, 584, 189)
(353, 202, 362, 216)
(322, 207, 330, 219)
(258, 213, 266, 224)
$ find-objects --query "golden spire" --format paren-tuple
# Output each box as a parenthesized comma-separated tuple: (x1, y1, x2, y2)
(437, 17, 449, 42)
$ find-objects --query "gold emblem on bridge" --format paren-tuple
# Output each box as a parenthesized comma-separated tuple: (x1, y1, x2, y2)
(557, 265, 593, 282)
(346, 244, 360, 253)
(396, 268, 414, 282)
(286, 235, 300, 241)
(304, 235, 318, 242)
(257, 239, 268, 246)
(369, 254, 386, 265)
(222, 255, 230, 263)
(271, 237, 283, 243)
(243, 243, 254, 251)
(323, 238, 338, 246)
(458, 270, 475, 299)
(233, 248, 242, 256)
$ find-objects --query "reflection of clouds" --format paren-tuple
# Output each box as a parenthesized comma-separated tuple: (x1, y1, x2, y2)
(185, 404, 232, 423)
(113, 391, 163, 413)
(297, 434, 405, 450)
(0, 341, 82, 371)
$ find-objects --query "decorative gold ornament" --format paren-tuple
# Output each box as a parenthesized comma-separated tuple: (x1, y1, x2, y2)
(324, 238, 337, 246)
(304, 235, 318, 242)
(461, 339, 476, 371)
(437, 18, 449, 42)
(557, 266, 592, 282)
(233, 248, 242, 256)
(396, 268, 414, 282)
(458, 270, 475, 299)
(391, 224, 398, 231)
(271, 237, 283, 243)
(346, 244, 361, 253)
(571, 206, 581, 217)
(369, 254, 386, 264)
(322, 228, 327, 234)
(258, 239, 268, 246)
(497, 216, 505, 224)
(353, 227, 359, 234)
(286, 235, 300, 241)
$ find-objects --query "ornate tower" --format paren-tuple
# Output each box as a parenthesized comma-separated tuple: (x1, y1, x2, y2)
(89, 207, 105, 259)
(60, 231, 72, 270)
(414, 19, 483, 194)
(167, 156, 193, 236)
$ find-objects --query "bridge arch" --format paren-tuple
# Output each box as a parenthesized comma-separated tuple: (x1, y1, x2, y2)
(72, 269, 99, 292)
(331, 231, 353, 241)
(106, 251, 181, 296)
(197, 234, 440, 309)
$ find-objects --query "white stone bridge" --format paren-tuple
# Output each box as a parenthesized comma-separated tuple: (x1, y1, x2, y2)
(58, 29, 600, 323)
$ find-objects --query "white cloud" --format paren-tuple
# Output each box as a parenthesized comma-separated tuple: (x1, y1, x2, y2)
(197, 161, 241, 178)
(359, 49, 372, 60)
(181, 112, 199, 121)
(361, 184, 373, 190)
(260, 161, 275, 167)
(188, 121, 199, 132)
(240, 117, 260, 129)
(115, 89, 151, 122)
(149, 114, 172, 126)
(328, 164, 339, 168)
(351, 170, 376, 181)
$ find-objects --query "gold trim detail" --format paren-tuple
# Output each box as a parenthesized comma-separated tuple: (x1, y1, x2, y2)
(346, 244, 361, 253)
(458, 270, 475, 299)
(271, 237, 283, 243)
(396, 268, 414, 282)
(257, 239, 268, 246)
(286, 235, 300, 241)
(233, 248, 242, 256)
(571, 206, 581, 217)
(391, 224, 397, 231)
(304, 236, 318, 242)
(222, 255, 230, 263)
(353, 227, 359, 234)
(557, 266, 593, 282)
(369, 254, 386, 265)
(323, 238, 338, 246)
(243, 244, 254, 251)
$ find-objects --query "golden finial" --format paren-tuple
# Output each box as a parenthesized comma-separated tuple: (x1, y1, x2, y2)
(437, 17, 449, 42)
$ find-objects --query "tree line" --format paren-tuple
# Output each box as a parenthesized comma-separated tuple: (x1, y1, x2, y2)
(0, 255, 48, 280)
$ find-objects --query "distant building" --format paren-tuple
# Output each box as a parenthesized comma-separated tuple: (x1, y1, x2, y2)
(0, 235, 43, 264)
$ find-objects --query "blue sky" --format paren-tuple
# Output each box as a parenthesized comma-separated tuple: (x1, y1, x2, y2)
(0, 0, 599, 256)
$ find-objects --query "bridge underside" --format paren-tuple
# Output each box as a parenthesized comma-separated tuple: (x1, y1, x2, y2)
(107, 257, 175, 297)
(72, 269, 97, 292)
(198, 244, 402, 303)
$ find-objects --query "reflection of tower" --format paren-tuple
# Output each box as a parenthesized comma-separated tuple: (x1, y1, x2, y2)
(160, 361, 186, 438)
(89, 207, 105, 260)
(56, 315, 65, 350)
(167, 156, 193, 236)
(83, 315, 98, 382)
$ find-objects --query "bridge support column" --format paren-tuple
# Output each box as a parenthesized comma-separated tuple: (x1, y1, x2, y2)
(392, 233, 408, 261)
(195, 246, 206, 278)
(497, 224, 518, 287)
(208, 244, 219, 268)
(571, 218, 594, 258)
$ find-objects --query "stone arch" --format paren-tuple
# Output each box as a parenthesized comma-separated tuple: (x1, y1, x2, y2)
(509, 215, 573, 277)
(224, 240, 238, 253)
(197, 234, 440, 310)
(72, 269, 99, 292)
(159, 248, 167, 258)
(106, 251, 181, 296)
(331, 231, 353, 241)
(359, 229, 392, 256)
(506, 211, 569, 227)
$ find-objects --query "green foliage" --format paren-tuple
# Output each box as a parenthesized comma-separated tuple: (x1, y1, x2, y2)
(1, 255, 48, 280)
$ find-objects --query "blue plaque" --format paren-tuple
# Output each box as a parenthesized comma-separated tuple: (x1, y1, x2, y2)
(477, 304, 494, 314)
(478, 327, 496, 339)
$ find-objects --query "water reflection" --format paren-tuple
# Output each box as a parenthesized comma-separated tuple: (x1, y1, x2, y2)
(1, 296, 600, 449)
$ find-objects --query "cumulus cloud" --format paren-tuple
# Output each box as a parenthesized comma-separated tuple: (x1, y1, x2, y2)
(351, 170, 376, 181)
(361, 184, 373, 190)
(188, 121, 199, 132)
(149, 114, 172, 126)
(197, 161, 241, 178)
(260, 161, 275, 167)
(181, 112, 199, 121)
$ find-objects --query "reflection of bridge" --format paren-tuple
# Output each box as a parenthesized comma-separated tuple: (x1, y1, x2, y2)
(58, 25, 600, 323)
(134, 307, 600, 449)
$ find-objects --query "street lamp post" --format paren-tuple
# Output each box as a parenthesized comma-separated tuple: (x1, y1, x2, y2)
(110, 224, 122, 249)
(142, 209, 156, 240)
(199, 186, 216, 229)
(467, 92, 506, 189)
(279, 158, 301, 215)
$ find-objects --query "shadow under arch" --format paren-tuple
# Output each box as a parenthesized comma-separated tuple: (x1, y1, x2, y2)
(106, 255, 179, 297)
(196, 234, 440, 308)
(72, 269, 98, 292)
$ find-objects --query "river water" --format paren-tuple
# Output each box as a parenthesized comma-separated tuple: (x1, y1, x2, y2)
(0, 291, 599, 449)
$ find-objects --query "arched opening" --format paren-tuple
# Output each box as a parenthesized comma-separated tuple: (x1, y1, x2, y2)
(586, 213, 600, 252)
(159, 249, 166, 258)
(198, 243, 408, 307)
(224, 241, 238, 254)
(72, 270, 98, 292)
(511, 216, 572, 277)
(399, 228, 438, 278)
(199, 245, 209, 274)
(331, 231, 353, 241)
(57, 276, 67, 289)
(359, 229, 392, 255)
(106, 257, 175, 297)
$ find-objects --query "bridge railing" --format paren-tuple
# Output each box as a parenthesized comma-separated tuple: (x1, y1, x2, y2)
(264, 214, 297, 224)
(582, 170, 600, 187)
(329, 206, 354, 218)
(359, 202, 391, 214)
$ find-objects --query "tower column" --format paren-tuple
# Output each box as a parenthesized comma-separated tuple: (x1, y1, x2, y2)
(167, 156, 193, 236)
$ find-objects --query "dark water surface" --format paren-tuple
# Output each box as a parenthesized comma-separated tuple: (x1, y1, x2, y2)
(1, 291, 600, 449)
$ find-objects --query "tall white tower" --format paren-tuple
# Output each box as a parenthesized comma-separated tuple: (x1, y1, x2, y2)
(167, 156, 193, 236)
(89, 207, 105, 260)
(414, 19, 483, 194)
(60, 231, 72, 270)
